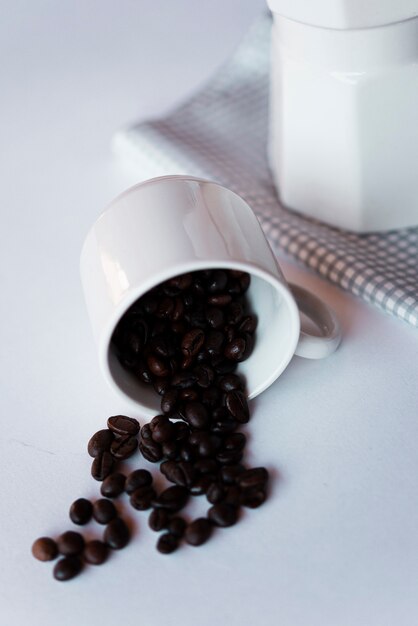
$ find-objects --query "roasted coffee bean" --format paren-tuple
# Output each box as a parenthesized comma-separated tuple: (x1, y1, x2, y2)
(110, 435, 138, 460)
(189, 475, 212, 496)
(32, 537, 58, 562)
(87, 428, 114, 458)
(207, 270, 228, 293)
(188, 431, 205, 446)
(223, 485, 242, 507)
(147, 354, 170, 378)
(53, 556, 82, 581)
(224, 324, 236, 342)
(160, 461, 195, 488)
(148, 508, 170, 532)
(241, 332, 254, 360)
(191, 277, 206, 298)
(171, 371, 198, 389)
(195, 349, 208, 363)
(153, 378, 170, 396)
(156, 296, 174, 319)
(119, 351, 138, 369)
(240, 488, 266, 508)
(205, 330, 224, 356)
(238, 314, 257, 334)
(217, 373, 244, 392)
(151, 334, 176, 359)
(212, 357, 237, 375)
(172, 323, 187, 337)
(224, 338, 246, 362)
(225, 390, 249, 423)
(194, 458, 218, 475)
(226, 301, 244, 325)
(150, 318, 168, 337)
(216, 449, 243, 465)
(104, 518, 130, 550)
(87, 429, 114, 458)
(184, 401, 209, 429)
(130, 485, 156, 511)
(173, 310, 187, 329)
(179, 388, 199, 402)
(201, 386, 221, 407)
(152, 486, 189, 512)
(173, 421, 190, 441)
(84, 540, 108, 565)
(93, 499, 117, 524)
(194, 364, 215, 388)
(237, 467, 269, 490)
(212, 406, 230, 421)
(207, 293, 232, 307)
(124, 329, 144, 355)
(208, 503, 238, 527)
(181, 328, 205, 357)
(182, 291, 195, 308)
(165, 273, 193, 293)
(69, 498, 93, 525)
(171, 296, 184, 320)
(150, 415, 175, 443)
(238, 272, 250, 292)
(129, 316, 148, 342)
(220, 464, 245, 485)
(139, 438, 163, 463)
(206, 307, 224, 329)
(188, 432, 221, 457)
(104, 270, 266, 558)
(206, 483, 226, 504)
(140, 423, 153, 440)
(167, 516, 186, 538)
(125, 469, 153, 494)
(161, 441, 179, 459)
(136, 360, 153, 384)
(91, 451, 114, 481)
(161, 389, 179, 414)
(139, 292, 158, 315)
(179, 442, 195, 463)
(101, 472, 126, 498)
(157, 532, 179, 554)
(226, 279, 241, 296)
(57, 531, 85, 556)
(211, 417, 238, 434)
(197, 433, 222, 458)
(107, 415, 140, 437)
(185, 518, 212, 546)
(223, 432, 246, 452)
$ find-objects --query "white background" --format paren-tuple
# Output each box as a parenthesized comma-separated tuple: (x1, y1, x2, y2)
(1, 2, 418, 625)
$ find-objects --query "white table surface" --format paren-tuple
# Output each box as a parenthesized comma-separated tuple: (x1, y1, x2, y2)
(1, 2, 418, 625)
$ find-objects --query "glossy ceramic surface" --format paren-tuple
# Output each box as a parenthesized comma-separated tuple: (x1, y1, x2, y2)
(80, 176, 339, 415)
(268, 0, 418, 29)
(268, 9, 418, 232)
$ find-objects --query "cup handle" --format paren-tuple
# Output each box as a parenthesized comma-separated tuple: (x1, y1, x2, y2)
(288, 283, 342, 359)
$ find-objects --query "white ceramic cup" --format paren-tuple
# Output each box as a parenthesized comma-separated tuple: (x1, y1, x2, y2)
(80, 176, 340, 416)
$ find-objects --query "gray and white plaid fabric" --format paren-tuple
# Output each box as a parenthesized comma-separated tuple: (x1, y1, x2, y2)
(113, 14, 418, 328)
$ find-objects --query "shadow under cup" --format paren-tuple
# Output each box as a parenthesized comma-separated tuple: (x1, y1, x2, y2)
(105, 267, 300, 417)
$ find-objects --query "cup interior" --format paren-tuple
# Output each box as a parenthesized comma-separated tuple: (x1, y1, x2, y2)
(104, 267, 299, 417)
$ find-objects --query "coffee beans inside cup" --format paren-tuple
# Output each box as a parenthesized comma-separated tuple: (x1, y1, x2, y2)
(32, 269, 270, 581)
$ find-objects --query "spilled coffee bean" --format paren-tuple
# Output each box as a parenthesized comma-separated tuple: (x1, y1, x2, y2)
(32, 269, 271, 581)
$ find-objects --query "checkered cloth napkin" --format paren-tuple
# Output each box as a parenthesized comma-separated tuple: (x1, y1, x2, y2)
(113, 14, 418, 328)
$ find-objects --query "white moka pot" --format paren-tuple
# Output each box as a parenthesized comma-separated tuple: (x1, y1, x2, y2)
(267, 0, 418, 232)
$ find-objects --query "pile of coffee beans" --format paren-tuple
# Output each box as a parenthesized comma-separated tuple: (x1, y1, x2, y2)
(32, 269, 269, 581)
